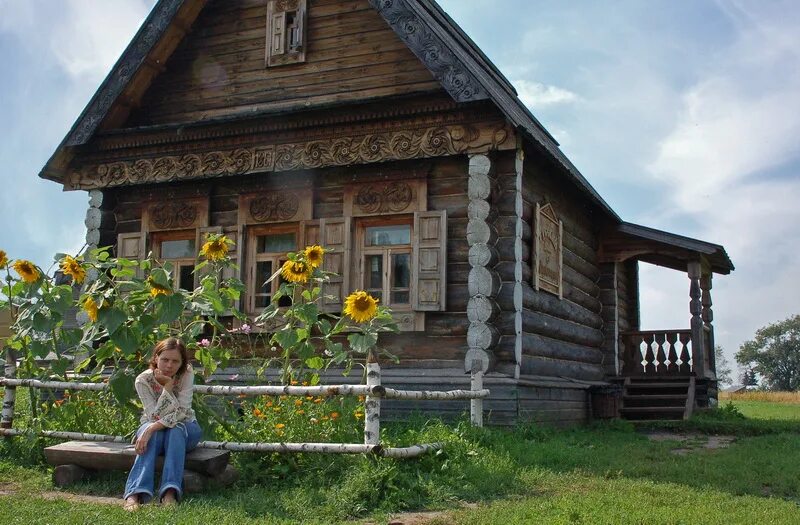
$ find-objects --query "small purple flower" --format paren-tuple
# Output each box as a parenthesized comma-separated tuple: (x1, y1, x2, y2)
(241, 323, 252, 335)
(200, 338, 211, 348)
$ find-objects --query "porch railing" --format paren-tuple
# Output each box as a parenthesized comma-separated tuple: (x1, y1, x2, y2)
(621, 330, 693, 376)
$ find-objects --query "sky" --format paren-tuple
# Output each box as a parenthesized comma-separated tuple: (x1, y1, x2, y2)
(1, 0, 799, 380)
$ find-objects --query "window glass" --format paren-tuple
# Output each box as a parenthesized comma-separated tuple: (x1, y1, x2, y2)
(161, 239, 196, 259)
(391, 253, 410, 304)
(257, 233, 297, 254)
(178, 264, 195, 291)
(255, 261, 273, 308)
(365, 225, 410, 246)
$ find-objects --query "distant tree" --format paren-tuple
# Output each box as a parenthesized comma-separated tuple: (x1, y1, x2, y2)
(736, 315, 800, 391)
(739, 367, 758, 388)
(714, 345, 732, 386)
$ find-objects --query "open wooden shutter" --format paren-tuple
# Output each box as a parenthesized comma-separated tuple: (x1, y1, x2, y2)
(301, 220, 320, 248)
(412, 211, 447, 311)
(319, 217, 351, 313)
(117, 232, 146, 278)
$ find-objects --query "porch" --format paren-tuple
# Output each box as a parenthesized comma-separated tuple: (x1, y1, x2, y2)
(599, 222, 734, 420)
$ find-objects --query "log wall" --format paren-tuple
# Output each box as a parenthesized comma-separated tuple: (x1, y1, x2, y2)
(129, 0, 439, 126)
(507, 154, 605, 381)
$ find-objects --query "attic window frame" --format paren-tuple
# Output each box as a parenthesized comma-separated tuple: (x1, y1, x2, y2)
(265, 0, 307, 67)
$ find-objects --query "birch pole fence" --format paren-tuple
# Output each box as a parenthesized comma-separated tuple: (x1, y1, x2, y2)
(1, 360, 490, 459)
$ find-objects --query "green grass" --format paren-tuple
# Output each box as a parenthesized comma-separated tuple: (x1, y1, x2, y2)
(2, 399, 800, 524)
(729, 400, 800, 421)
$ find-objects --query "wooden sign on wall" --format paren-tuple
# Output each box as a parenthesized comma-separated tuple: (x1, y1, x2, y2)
(533, 203, 563, 298)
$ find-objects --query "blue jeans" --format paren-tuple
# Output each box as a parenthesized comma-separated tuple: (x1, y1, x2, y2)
(123, 420, 202, 503)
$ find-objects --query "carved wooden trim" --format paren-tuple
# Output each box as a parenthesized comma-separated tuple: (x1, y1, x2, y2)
(344, 180, 425, 217)
(66, 0, 185, 146)
(239, 188, 312, 225)
(67, 123, 511, 190)
(369, 0, 487, 102)
(533, 203, 563, 298)
(143, 196, 208, 232)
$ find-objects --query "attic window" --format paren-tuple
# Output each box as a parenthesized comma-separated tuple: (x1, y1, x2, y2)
(266, 0, 307, 67)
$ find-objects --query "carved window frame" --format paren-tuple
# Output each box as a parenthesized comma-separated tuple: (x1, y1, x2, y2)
(244, 223, 300, 316)
(150, 229, 198, 292)
(354, 215, 414, 313)
(265, 0, 307, 67)
(344, 179, 426, 218)
(533, 202, 563, 299)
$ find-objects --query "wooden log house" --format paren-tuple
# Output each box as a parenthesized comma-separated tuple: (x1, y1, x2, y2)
(39, 0, 734, 425)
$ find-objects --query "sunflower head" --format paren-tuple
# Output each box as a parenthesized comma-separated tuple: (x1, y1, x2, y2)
(83, 297, 99, 322)
(344, 290, 379, 323)
(12, 260, 40, 284)
(281, 260, 310, 284)
(147, 276, 173, 298)
(60, 255, 87, 285)
(199, 234, 231, 262)
(303, 245, 324, 269)
(0, 250, 8, 268)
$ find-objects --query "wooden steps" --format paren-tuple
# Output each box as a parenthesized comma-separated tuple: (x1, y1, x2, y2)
(620, 376, 692, 421)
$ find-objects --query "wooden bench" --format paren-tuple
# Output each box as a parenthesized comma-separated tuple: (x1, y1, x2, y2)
(44, 441, 238, 492)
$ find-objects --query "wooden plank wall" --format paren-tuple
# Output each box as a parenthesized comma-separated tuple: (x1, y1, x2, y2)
(502, 154, 605, 382)
(517, 385, 589, 426)
(598, 262, 618, 377)
(128, 0, 440, 126)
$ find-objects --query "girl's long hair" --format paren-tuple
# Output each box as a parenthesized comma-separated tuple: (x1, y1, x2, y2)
(148, 337, 190, 379)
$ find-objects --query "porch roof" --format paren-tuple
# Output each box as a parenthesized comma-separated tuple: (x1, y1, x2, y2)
(598, 222, 734, 275)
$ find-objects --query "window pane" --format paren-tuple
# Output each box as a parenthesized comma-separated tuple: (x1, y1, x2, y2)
(257, 233, 296, 254)
(277, 259, 292, 307)
(365, 225, 410, 246)
(255, 295, 271, 309)
(391, 291, 409, 304)
(256, 261, 273, 293)
(161, 239, 196, 259)
(366, 255, 383, 289)
(391, 253, 410, 289)
(178, 265, 195, 291)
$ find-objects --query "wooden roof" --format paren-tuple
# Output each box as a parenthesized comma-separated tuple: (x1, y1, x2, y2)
(38, 0, 618, 220)
(599, 222, 734, 275)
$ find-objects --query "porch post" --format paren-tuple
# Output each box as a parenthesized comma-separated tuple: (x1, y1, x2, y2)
(700, 271, 715, 376)
(687, 261, 706, 378)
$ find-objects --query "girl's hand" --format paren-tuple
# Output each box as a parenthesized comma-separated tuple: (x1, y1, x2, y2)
(135, 428, 152, 455)
(153, 369, 174, 391)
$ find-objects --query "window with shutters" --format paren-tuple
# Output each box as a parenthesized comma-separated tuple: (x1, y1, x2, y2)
(265, 0, 307, 67)
(356, 217, 413, 310)
(151, 230, 197, 291)
(245, 224, 299, 313)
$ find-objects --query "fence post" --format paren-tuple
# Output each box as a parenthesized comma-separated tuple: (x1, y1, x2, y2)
(470, 360, 483, 427)
(364, 352, 381, 446)
(1, 347, 17, 430)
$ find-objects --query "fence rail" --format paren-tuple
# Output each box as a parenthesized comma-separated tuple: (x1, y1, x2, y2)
(1, 359, 489, 459)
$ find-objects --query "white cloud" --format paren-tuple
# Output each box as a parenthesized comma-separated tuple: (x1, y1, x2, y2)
(513, 79, 580, 108)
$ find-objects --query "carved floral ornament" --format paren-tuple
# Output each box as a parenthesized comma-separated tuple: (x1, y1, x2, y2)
(355, 182, 413, 214)
(66, 123, 512, 190)
(147, 201, 201, 231)
(249, 193, 300, 222)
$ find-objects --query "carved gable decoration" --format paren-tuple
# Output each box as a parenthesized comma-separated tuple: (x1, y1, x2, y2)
(344, 180, 426, 217)
(239, 188, 313, 225)
(144, 197, 208, 232)
(533, 203, 563, 298)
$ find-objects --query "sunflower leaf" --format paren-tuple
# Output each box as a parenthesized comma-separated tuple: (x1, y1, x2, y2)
(98, 307, 127, 335)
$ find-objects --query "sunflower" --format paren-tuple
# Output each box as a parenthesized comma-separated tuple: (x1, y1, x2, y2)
(343, 290, 379, 323)
(200, 235, 230, 262)
(83, 297, 99, 322)
(281, 260, 310, 284)
(0, 249, 7, 268)
(147, 277, 173, 298)
(12, 260, 40, 284)
(60, 255, 86, 284)
(303, 245, 324, 269)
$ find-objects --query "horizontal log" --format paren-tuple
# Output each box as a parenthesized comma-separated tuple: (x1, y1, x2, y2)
(428, 194, 467, 218)
(496, 283, 603, 330)
(468, 266, 501, 296)
(494, 215, 532, 242)
(563, 246, 599, 281)
(495, 310, 604, 348)
(84, 208, 115, 230)
(495, 261, 533, 283)
(520, 355, 604, 381)
(563, 282, 602, 315)
(499, 332, 603, 365)
(467, 322, 500, 350)
(563, 262, 600, 299)
(467, 295, 500, 323)
(466, 219, 498, 246)
(468, 243, 499, 268)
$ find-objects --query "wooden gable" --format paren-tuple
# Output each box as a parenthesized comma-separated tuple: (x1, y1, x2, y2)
(125, 0, 440, 127)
